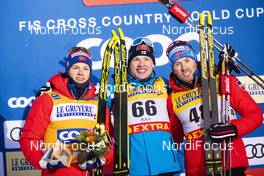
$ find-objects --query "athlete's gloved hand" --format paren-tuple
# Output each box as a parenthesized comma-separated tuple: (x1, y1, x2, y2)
(217, 44, 240, 74)
(207, 123, 237, 143)
(36, 82, 52, 97)
(39, 147, 69, 169)
(41, 159, 66, 169)
(78, 157, 102, 170)
(78, 149, 105, 170)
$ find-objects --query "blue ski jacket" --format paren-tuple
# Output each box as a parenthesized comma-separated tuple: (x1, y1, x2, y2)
(128, 72, 181, 176)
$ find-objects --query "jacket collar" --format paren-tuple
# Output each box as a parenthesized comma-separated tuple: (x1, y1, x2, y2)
(169, 73, 200, 92)
(48, 72, 96, 100)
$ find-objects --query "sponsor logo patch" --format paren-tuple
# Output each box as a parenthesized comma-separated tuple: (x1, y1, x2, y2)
(57, 128, 86, 143)
(4, 120, 25, 149)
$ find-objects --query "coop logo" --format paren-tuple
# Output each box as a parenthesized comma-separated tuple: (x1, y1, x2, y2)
(243, 137, 264, 166)
(57, 128, 85, 143)
(8, 96, 35, 108)
(4, 120, 25, 149)
(77, 32, 199, 70)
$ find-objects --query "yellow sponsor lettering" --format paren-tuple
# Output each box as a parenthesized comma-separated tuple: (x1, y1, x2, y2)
(164, 123, 169, 130)
(185, 134, 192, 141)
(128, 126, 132, 134)
(192, 131, 200, 139)
(129, 122, 170, 134)
(185, 129, 204, 141)
(141, 124, 149, 131)
(156, 123, 164, 130)
(133, 125, 139, 133)
(149, 123, 156, 130)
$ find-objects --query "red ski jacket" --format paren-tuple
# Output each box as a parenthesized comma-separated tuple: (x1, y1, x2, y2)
(20, 72, 113, 176)
(167, 73, 262, 175)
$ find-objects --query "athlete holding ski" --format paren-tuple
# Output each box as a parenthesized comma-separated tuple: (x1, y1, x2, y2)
(166, 40, 262, 176)
(127, 37, 181, 175)
(20, 47, 114, 176)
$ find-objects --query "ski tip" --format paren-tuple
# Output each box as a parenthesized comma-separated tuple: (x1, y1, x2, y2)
(207, 12, 212, 25)
(118, 28, 125, 39)
(199, 13, 205, 25)
(112, 30, 117, 37)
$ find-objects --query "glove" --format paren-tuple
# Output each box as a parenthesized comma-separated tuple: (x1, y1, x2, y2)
(223, 43, 238, 58)
(207, 123, 237, 143)
(78, 149, 105, 170)
(39, 147, 70, 169)
(78, 157, 102, 170)
(45, 160, 66, 169)
(217, 44, 240, 74)
(36, 82, 52, 97)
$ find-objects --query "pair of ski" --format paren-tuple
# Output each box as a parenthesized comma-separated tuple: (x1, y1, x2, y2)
(199, 12, 223, 176)
(159, 1, 233, 175)
(97, 28, 129, 175)
(200, 12, 234, 176)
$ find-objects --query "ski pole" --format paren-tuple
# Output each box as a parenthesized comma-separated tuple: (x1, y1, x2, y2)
(221, 58, 227, 176)
(225, 57, 232, 176)
(159, 0, 264, 89)
(220, 54, 233, 176)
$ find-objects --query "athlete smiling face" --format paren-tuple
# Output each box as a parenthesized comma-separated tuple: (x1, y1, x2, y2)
(172, 57, 198, 84)
(68, 62, 90, 84)
(129, 55, 154, 81)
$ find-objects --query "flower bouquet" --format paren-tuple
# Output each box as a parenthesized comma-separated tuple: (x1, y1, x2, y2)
(76, 124, 112, 167)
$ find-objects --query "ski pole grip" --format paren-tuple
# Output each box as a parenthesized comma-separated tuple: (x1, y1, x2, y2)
(169, 3, 190, 23)
(220, 75, 231, 95)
